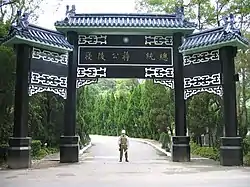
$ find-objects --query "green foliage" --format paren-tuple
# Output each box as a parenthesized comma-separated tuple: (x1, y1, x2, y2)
(28, 93, 64, 147)
(35, 149, 48, 159)
(0, 46, 15, 145)
(243, 136, 250, 156)
(0, 143, 8, 162)
(244, 153, 250, 166)
(190, 142, 219, 161)
(31, 140, 59, 159)
(187, 92, 223, 146)
(81, 79, 174, 140)
(159, 132, 171, 151)
(31, 140, 42, 157)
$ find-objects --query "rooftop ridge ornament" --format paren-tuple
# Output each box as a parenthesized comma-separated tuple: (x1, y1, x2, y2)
(65, 4, 76, 22)
(175, 6, 184, 21)
(11, 10, 30, 30)
(222, 13, 241, 36)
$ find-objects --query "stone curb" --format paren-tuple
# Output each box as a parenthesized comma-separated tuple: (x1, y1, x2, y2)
(0, 142, 93, 170)
(79, 141, 92, 155)
(132, 138, 212, 161)
(131, 138, 171, 157)
(40, 141, 93, 161)
(32, 142, 92, 164)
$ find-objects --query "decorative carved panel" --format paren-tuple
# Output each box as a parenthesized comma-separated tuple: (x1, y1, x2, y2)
(184, 86, 223, 100)
(154, 79, 174, 89)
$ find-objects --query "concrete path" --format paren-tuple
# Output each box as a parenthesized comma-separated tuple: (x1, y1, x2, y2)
(0, 135, 250, 187)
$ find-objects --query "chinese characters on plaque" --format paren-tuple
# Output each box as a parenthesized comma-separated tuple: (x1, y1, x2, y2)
(78, 48, 172, 65)
(84, 51, 130, 62)
(145, 52, 169, 61)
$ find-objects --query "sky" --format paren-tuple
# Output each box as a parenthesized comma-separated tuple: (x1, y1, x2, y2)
(37, 0, 137, 30)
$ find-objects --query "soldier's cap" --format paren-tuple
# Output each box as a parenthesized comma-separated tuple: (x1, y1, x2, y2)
(121, 130, 126, 134)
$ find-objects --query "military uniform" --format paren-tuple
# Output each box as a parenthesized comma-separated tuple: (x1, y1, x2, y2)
(118, 130, 129, 162)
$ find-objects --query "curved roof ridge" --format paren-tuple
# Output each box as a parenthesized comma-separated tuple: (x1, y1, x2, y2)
(73, 13, 177, 18)
(179, 26, 249, 54)
(28, 24, 65, 36)
(187, 27, 224, 37)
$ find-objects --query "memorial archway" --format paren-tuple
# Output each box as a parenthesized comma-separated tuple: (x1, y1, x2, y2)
(2, 6, 249, 169)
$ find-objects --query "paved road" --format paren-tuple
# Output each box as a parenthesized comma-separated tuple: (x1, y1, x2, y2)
(0, 135, 250, 187)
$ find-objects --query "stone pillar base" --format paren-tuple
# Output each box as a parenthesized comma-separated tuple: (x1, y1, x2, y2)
(7, 137, 31, 169)
(60, 136, 79, 163)
(220, 137, 243, 166)
(171, 136, 190, 162)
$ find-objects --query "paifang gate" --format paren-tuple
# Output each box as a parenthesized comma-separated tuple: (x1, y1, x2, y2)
(1, 5, 249, 169)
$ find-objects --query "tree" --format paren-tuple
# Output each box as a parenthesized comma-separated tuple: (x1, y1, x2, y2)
(0, 0, 63, 23)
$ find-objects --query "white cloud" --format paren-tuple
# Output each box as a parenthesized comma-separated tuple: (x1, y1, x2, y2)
(37, 0, 136, 30)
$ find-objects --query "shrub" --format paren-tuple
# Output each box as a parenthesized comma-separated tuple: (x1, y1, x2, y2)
(36, 149, 48, 159)
(159, 132, 164, 143)
(31, 140, 42, 157)
(243, 152, 250, 166)
(47, 147, 58, 154)
(80, 134, 91, 146)
(0, 144, 8, 162)
(159, 132, 171, 151)
(243, 136, 250, 156)
(190, 142, 219, 161)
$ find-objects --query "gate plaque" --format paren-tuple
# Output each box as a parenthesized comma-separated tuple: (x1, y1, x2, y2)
(77, 34, 173, 79)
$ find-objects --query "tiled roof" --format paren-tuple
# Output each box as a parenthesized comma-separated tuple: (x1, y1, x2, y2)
(2, 23, 73, 52)
(179, 26, 249, 54)
(54, 13, 196, 33)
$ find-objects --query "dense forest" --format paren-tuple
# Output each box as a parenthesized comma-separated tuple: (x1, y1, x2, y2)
(0, 0, 250, 165)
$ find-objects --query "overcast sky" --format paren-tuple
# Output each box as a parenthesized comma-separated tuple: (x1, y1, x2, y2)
(37, 0, 137, 30)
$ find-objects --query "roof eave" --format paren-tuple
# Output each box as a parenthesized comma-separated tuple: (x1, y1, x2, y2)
(2, 35, 73, 53)
(54, 25, 196, 35)
(179, 39, 249, 55)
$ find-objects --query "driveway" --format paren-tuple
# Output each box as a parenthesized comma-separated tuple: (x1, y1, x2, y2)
(0, 135, 249, 187)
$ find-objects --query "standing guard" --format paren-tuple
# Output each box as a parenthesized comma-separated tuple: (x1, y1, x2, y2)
(118, 130, 129, 162)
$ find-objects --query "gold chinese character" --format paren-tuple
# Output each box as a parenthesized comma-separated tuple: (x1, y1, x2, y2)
(97, 52, 106, 61)
(145, 52, 155, 60)
(112, 52, 119, 59)
(159, 52, 168, 61)
(122, 51, 130, 62)
(85, 52, 92, 60)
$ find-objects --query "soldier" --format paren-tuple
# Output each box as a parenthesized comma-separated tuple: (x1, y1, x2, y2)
(118, 129, 129, 162)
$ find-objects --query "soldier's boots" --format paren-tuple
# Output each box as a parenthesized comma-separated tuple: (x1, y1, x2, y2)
(119, 159, 129, 162)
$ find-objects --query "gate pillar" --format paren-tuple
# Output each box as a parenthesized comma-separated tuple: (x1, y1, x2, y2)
(60, 31, 79, 163)
(220, 46, 243, 166)
(8, 44, 32, 169)
(172, 33, 190, 162)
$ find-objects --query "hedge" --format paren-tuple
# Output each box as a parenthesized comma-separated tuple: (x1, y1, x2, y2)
(190, 142, 219, 161)
(243, 137, 250, 155)
(191, 137, 250, 166)
(244, 153, 250, 166)
(31, 140, 42, 157)
(0, 144, 8, 162)
(159, 132, 171, 151)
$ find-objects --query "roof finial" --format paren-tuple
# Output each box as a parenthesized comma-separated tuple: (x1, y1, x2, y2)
(175, 6, 184, 20)
(71, 5, 76, 14)
(13, 10, 29, 29)
(223, 13, 241, 35)
(65, 4, 76, 21)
